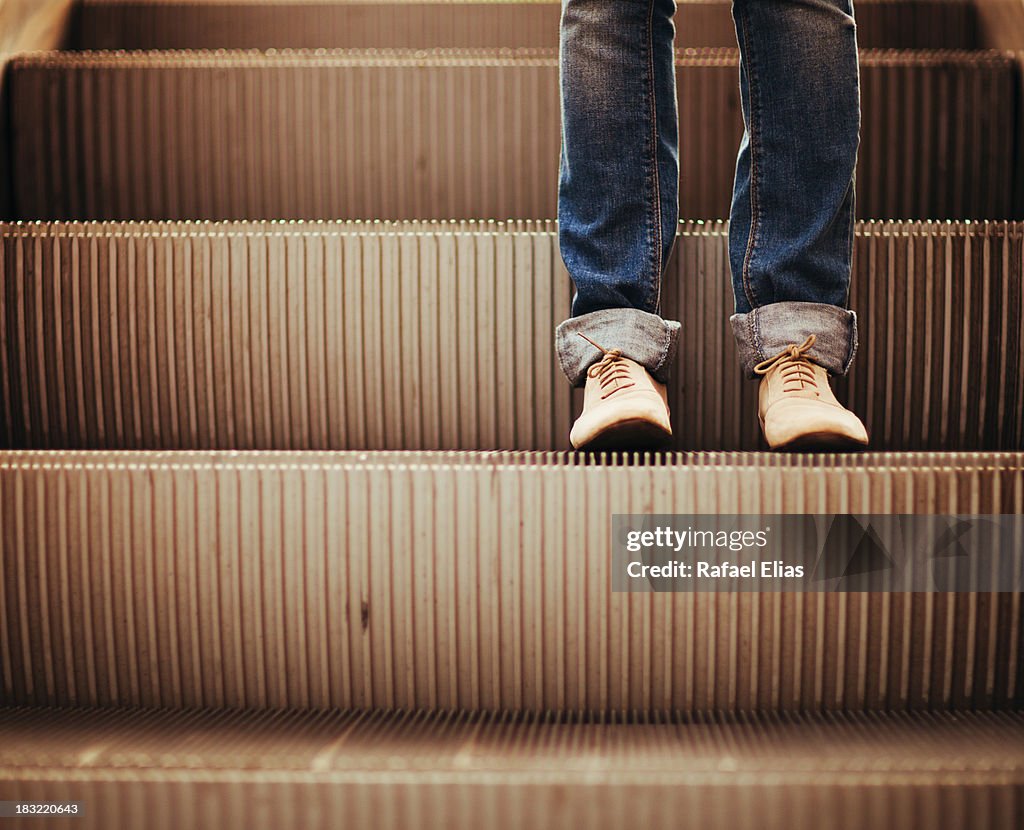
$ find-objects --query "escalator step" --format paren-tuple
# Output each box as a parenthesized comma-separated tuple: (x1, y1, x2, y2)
(6, 49, 1018, 220)
(1, 450, 1021, 711)
(2, 220, 1022, 451)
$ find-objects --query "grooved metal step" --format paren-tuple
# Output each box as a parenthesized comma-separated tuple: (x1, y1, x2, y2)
(6, 49, 1018, 221)
(1, 707, 1022, 830)
(69, 0, 984, 51)
(2, 451, 1022, 712)
(2, 221, 1022, 452)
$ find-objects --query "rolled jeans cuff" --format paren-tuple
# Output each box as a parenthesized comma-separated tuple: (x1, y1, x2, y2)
(555, 308, 681, 387)
(730, 301, 858, 379)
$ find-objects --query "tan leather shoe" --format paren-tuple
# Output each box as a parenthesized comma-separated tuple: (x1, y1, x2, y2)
(569, 333, 673, 450)
(753, 334, 869, 451)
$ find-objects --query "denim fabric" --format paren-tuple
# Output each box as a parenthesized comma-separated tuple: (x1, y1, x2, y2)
(731, 300, 858, 378)
(555, 0, 861, 385)
(556, 308, 681, 386)
(557, 0, 680, 320)
(729, 0, 860, 316)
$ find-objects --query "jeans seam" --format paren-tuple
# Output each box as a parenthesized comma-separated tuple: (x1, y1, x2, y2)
(846, 0, 861, 313)
(844, 311, 858, 373)
(738, 6, 762, 311)
(652, 320, 673, 377)
(645, 0, 663, 314)
(843, 177, 855, 308)
(747, 309, 764, 364)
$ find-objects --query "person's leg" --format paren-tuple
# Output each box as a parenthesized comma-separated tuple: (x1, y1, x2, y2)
(555, 0, 681, 449)
(728, 0, 869, 449)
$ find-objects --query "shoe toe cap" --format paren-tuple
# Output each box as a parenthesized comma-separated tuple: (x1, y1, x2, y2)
(763, 399, 869, 449)
(571, 391, 672, 449)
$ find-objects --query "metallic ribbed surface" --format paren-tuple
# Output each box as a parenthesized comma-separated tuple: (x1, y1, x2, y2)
(1, 708, 1022, 830)
(2, 220, 1022, 451)
(6, 49, 1017, 221)
(1010, 50, 1024, 220)
(69, 0, 982, 51)
(1, 451, 1022, 711)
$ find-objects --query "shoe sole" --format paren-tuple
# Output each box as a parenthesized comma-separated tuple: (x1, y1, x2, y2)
(770, 430, 870, 452)
(574, 419, 673, 452)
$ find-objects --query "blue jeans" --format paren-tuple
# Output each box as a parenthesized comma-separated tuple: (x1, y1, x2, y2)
(555, 0, 861, 385)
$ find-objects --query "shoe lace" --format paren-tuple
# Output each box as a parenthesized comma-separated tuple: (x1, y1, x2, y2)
(752, 334, 820, 393)
(578, 332, 636, 399)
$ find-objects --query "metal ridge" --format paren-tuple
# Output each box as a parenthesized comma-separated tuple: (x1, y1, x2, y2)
(1, 449, 1024, 472)
(8, 46, 1017, 66)
(2, 219, 1023, 236)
